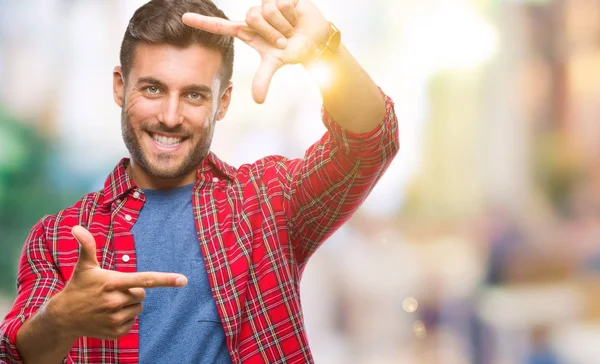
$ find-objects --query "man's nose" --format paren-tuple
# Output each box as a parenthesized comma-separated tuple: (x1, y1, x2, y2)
(159, 95, 183, 128)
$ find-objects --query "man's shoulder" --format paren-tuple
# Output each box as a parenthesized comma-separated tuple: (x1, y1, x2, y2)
(232, 155, 298, 181)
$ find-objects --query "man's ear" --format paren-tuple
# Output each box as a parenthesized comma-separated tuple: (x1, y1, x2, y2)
(216, 81, 233, 121)
(113, 66, 125, 107)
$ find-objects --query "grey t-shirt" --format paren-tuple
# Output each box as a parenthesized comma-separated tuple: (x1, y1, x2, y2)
(132, 183, 232, 364)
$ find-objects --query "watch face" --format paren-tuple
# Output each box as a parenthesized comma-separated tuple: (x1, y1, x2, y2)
(329, 24, 341, 51)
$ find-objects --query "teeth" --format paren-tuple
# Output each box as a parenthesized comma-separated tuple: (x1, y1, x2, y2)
(152, 134, 182, 147)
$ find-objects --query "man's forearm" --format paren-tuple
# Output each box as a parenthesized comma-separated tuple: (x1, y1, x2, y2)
(310, 44, 386, 134)
(16, 297, 77, 364)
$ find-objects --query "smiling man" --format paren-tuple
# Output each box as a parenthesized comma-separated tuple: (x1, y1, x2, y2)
(0, 0, 398, 363)
(118, 43, 226, 189)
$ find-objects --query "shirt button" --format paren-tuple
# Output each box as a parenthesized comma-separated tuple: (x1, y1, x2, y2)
(122, 255, 130, 263)
(133, 191, 140, 199)
(212, 177, 219, 183)
(116, 199, 122, 204)
(125, 214, 132, 221)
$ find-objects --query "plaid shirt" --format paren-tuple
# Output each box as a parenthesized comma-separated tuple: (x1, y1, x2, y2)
(1, 93, 398, 363)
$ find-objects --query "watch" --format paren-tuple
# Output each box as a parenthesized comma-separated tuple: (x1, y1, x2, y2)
(310, 22, 341, 63)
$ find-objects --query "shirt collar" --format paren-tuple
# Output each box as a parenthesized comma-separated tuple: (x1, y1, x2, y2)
(101, 152, 236, 206)
(200, 152, 237, 181)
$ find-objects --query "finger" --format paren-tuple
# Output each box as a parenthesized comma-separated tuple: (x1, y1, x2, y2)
(110, 315, 137, 339)
(252, 56, 283, 104)
(120, 302, 143, 321)
(125, 287, 146, 304)
(247, 7, 287, 49)
(182, 13, 247, 39)
(118, 317, 136, 336)
(109, 271, 188, 290)
(262, 1, 295, 38)
(276, 0, 298, 27)
(104, 289, 145, 310)
(72, 225, 99, 268)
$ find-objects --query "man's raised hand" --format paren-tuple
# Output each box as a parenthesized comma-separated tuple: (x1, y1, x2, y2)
(47, 225, 188, 340)
(182, 0, 330, 104)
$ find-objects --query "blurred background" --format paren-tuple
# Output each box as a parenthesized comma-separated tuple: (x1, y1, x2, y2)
(2, 0, 600, 362)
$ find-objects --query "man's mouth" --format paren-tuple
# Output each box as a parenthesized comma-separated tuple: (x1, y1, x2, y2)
(148, 132, 187, 151)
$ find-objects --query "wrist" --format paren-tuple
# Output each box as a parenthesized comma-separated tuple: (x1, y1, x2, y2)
(45, 292, 80, 341)
(302, 22, 342, 67)
(16, 293, 80, 363)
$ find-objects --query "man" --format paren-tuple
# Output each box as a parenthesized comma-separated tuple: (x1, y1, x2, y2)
(0, 0, 398, 362)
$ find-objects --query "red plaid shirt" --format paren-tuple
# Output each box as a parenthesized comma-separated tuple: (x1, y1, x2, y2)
(1, 94, 398, 363)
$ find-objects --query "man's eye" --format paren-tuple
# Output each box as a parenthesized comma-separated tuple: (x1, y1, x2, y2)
(188, 92, 202, 100)
(146, 86, 160, 94)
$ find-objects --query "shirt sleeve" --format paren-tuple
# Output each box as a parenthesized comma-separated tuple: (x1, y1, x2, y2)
(277, 90, 399, 269)
(0, 217, 66, 363)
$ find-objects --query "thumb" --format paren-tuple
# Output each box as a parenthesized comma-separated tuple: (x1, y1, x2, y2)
(72, 225, 100, 268)
(252, 56, 282, 104)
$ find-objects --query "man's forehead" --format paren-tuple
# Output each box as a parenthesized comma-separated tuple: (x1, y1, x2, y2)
(128, 43, 223, 87)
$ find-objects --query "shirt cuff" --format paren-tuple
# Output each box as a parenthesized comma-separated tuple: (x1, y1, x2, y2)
(1, 315, 26, 363)
(321, 90, 397, 158)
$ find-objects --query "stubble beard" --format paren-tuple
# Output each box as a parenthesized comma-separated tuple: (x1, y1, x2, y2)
(121, 107, 216, 180)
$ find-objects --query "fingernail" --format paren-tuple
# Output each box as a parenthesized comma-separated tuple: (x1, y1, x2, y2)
(176, 276, 188, 286)
(276, 37, 287, 49)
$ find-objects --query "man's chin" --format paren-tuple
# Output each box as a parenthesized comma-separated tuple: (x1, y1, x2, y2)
(146, 165, 190, 180)
(145, 154, 205, 179)
(131, 146, 207, 181)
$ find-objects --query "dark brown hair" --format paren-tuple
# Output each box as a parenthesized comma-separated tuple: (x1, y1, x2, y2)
(120, 0, 234, 90)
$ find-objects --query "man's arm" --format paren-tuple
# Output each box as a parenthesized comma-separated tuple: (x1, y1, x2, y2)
(268, 45, 398, 266)
(15, 302, 78, 364)
(259, 2, 397, 265)
(316, 44, 386, 135)
(0, 219, 72, 364)
(276, 92, 397, 267)
(182, 0, 398, 267)
(2, 222, 188, 364)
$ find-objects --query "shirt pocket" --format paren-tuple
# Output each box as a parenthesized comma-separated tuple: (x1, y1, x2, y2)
(190, 259, 223, 324)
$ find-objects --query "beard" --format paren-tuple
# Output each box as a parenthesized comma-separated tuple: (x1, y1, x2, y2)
(121, 107, 216, 180)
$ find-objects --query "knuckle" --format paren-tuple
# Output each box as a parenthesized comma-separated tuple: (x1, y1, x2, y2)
(142, 276, 154, 288)
(104, 297, 122, 311)
(119, 322, 134, 337)
(282, 25, 294, 36)
(262, 3, 277, 16)
(246, 7, 261, 24)
(108, 313, 123, 328)
(103, 279, 117, 291)
(215, 19, 224, 32)
(277, 0, 292, 10)
(133, 288, 146, 301)
(266, 29, 280, 42)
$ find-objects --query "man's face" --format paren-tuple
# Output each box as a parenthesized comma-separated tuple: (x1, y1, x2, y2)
(113, 43, 231, 183)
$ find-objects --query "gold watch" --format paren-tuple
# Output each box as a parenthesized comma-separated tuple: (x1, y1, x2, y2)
(310, 22, 341, 63)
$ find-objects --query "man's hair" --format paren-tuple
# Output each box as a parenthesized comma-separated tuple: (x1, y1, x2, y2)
(120, 0, 234, 89)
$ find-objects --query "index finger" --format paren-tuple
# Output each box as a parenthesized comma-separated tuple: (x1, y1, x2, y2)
(182, 13, 247, 38)
(109, 271, 188, 290)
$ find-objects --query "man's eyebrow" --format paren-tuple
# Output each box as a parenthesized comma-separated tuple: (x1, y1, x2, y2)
(136, 77, 167, 89)
(182, 84, 213, 96)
